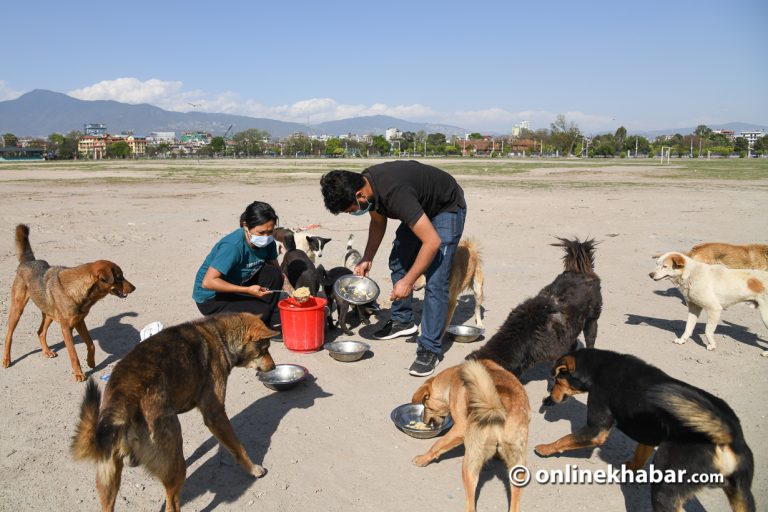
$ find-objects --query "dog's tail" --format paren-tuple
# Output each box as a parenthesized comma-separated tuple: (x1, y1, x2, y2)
(461, 360, 506, 425)
(71, 379, 115, 462)
(346, 233, 354, 251)
(648, 382, 752, 477)
(552, 237, 597, 274)
(14, 224, 35, 264)
(648, 382, 735, 445)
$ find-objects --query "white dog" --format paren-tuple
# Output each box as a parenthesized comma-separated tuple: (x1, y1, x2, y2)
(649, 251, 768, 355)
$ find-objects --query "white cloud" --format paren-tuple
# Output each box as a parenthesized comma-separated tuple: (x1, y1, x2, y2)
(63, 77, 621, 134)
(0, 80, 22, 101)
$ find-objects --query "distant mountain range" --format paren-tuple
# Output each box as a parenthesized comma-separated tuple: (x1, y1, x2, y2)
(0, 90, 467, 139)
(0, 90, 764, 139)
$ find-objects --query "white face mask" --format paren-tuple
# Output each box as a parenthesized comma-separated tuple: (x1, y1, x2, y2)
(244, 228, 274, 248)
(250, 234, 274, 248)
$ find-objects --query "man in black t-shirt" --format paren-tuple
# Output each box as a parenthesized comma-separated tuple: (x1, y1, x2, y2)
(320, 161, 466, 377)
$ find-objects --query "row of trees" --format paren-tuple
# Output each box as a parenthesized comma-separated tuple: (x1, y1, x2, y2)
(3, 120, 766, 160)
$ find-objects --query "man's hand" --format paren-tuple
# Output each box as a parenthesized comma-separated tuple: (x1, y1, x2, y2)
(390, 279, 414, 301)
(354, 260, 372, 277)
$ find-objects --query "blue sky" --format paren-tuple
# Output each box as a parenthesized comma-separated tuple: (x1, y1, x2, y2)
(2, 0, 766, 134)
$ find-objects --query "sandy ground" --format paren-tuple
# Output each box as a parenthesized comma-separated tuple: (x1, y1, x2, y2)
(0, 159, 765, 512)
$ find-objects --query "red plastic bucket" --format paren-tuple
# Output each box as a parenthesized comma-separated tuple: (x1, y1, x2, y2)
(278, 296, 327, 352)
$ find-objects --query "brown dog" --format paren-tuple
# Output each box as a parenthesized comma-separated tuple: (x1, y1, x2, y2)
(687, 242, 768, 270)
(414, 238, 485, 330)
(71, 312, 277, 512)
(3, 224, 135, 382)
(411, 359, 530, 512)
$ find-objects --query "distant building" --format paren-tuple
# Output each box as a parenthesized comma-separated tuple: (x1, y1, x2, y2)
(385, 128, 402, 141)
(0, 146, 44, 161)
(148, 132, 176, 144)
(713, 129, 735, 141)
(740, 130, 765, 147)
(84, 123, 107, 137)
(77, 134, 147, 159)
(511, 121, 530, 137)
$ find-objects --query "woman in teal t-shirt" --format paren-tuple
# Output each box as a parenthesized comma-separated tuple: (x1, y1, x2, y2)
(193, 201, 285, 326)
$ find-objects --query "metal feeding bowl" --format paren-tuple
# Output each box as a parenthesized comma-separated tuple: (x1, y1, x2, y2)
(324, 340, 370, 362)
(390, 403, 454, 439)
(445, 324, 485, 343)
(333, 275, 380, 305)
(258, 364, 308, 391)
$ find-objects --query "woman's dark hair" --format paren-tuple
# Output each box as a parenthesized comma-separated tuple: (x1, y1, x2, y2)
(320, 170, 365, 214)
(240, 201, 278, 228)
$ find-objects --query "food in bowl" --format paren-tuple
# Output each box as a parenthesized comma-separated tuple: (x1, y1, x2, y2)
(292, 286, 311, 303)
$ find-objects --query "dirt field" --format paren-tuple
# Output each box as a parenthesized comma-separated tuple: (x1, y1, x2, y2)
(0, 158, 765, 511)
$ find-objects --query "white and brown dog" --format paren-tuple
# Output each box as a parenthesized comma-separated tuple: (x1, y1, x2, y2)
(650, 251, 768, 355)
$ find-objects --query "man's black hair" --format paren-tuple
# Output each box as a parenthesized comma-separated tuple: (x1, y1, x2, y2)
(320, 170, 365, 214)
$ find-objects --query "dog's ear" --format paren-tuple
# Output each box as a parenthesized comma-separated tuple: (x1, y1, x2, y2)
(411, 380, 432, 404)
(670, 253, 686, 269)
(552, 355, 576, 378)
(244, 315, 278, 341)
(93, 261, 115, 284)
(321, 237, 332, 244)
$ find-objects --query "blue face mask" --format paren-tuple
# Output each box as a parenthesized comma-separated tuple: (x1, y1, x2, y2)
(349, 197, 373, 216)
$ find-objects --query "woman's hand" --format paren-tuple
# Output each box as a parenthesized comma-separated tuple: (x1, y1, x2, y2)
(246, 284, 272, 298)
(354, 260, 372, 277)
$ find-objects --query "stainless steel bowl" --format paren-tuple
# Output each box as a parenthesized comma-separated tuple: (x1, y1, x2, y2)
(258, 364, 308, 391)
(390, 403, 454, 439)
(324, 340, 370, 362)
(445, 324, 485, 343)
(333, 275, 380, 305)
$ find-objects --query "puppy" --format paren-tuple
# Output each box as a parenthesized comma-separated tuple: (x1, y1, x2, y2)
(342, 234, 362, 271)
(71, 312, 277, 512)
(296, 235, 332, 263)
(3, 224, 135, 382)
(535, 348, 755, 512)
(414, 239, 485, 330)
(280, 248, 320, 295)
(320, 266, 377, 334)
(411, 359, 530, 512)
(687, 242, 768, 270)
(649, 251, 768, 354)
(466, 237, 601, 376)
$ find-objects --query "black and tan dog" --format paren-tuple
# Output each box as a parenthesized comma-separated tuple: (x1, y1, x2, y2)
(3, 224, 135, 382)
(71, 312, 277, 512)
(411, 359, 530, 512)
(466, 237, 601, 376)
(535, 348, 755, 512)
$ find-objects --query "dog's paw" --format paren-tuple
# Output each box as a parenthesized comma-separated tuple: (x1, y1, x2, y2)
(1, 357, 10, 368)
(250, 464, 266, 478)
(42, 349, 57, 359)
(86, 354, 96, 368)
(761, 350, 768, 358)
(74, 373, 87, 383)
(534, 444, 557, 457)
(673, 337, 687, 345)
(411, 455, 432, 467)
(705, 345, 716, 351)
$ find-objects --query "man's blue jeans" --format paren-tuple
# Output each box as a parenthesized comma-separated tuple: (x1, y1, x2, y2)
(388, 207, 466, 356)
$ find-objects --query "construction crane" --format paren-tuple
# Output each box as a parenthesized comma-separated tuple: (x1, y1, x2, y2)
(223, 124, 234, 139)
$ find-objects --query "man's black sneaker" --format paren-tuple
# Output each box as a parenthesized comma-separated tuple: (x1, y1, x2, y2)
(408, 351, 440, 377)
(373, 320, 417, 340)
